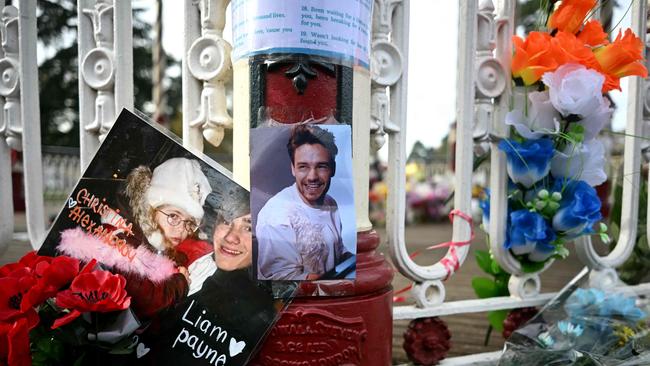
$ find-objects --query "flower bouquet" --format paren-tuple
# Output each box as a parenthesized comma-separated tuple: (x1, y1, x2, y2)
(490, 0, 648, 270)
(498, 271, 650, 365)
(0, 251, 138, 366)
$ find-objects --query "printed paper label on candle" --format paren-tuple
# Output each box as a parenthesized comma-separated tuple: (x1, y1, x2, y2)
(232, 0, 372, 67)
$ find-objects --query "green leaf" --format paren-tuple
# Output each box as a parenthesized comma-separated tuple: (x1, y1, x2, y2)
(554, 245, 570, 259)
(487, 310, 508, 332)
(475, 250, 493, 275)
(521, 260, 546, 273)
(472, 277, 499, 299)
(490, 260, 503, 276)
(495, 275, 511, 296)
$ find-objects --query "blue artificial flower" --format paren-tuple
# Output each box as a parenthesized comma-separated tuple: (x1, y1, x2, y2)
(537, 331, 555, 348)
(565, 288, 646, 323)
(479, 189, 490, 229)
(528, 239, 557, 263)
(551, 180, 602, 239)
(557, 320, 584, 338)
(565, 288, 606, 319)
(505, 209, 554, 256)
(498, 138, 554, 188)
(600, 294, 647, 322)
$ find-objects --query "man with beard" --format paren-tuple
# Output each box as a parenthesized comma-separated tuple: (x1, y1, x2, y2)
(256, 124, 351, 281)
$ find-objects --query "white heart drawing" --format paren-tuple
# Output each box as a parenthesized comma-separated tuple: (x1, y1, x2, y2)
(68, 197, 77, 208)
(229, 337, 246, 357)
(136, 342, 150, 358)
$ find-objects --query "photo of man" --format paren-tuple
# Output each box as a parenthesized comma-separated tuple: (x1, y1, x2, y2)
(252, 124, 356, 281)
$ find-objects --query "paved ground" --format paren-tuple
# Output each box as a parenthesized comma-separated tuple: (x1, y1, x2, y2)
(2, 215, 585, 364)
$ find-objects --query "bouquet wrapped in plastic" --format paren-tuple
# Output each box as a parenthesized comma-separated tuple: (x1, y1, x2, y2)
(499, 270, 650, 365)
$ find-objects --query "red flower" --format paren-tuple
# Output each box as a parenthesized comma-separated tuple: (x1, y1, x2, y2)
(52, 270, 130, 329)
(0, 275, 39, 329)
(0, 251, 51, 277)
(21, 256, 80, 311)
(0, 318, 32, 366)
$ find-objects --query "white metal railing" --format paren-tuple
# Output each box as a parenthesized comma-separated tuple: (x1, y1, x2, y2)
(78, 0, 133, 169)
(0, 0, 45, 253)
(42, 148, 81, 200)
(0, 0, 649, 364)
(383, 0, 650, 365)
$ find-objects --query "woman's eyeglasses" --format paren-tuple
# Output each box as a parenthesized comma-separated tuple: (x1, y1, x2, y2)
(156, 209, 198, 233)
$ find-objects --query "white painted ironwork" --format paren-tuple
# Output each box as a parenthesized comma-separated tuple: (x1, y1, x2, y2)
(0, 0, 649, 363)
(369, 0, 403, 151)
(182, 0, 232, 152)
(0, 0, 12, 253)
(387, 0, 474, 306)
(574, 0, 646, 273)
(0, 1, 45, 251)
(77, 0, 133, 169)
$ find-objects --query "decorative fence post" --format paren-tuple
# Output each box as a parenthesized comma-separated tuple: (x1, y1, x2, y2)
(77, 0, 133, 169)
(487, 0, 551, 299)
(0, 0, 45, 251)
(573, 0, 647, 288)
(182, 0, 232, 153)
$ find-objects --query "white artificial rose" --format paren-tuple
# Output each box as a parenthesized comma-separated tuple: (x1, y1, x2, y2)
(505, 90, 561, 139)
(542, 64, 607, 118)
(577, 98, 613, 141)
(551, 139, 607, 186)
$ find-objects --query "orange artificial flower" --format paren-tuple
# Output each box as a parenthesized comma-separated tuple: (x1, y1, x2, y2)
(547, 0, 597, 34)
(578, 20, 609, 47)
(512, 32, 558, 85)
(550, 31, 599, 70)
(594, 29, 648, 92)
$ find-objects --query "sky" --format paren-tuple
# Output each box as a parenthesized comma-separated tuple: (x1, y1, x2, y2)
(140, 0, 633, 155)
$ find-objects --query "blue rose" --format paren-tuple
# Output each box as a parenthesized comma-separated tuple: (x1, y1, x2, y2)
(552, 180, 602, 239)
(498, 138, 554, 188)
(528, 239, 557, 262)
(505, 209, 554, 257)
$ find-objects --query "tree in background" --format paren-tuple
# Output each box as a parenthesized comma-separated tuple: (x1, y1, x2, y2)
(37, 0, 182, 147)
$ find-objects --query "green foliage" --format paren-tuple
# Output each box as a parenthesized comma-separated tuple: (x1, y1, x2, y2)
(472, 277, 500, 299)
(472, 250, 511, 298)
(472, 250, 512, 338)
(488, 310, 509, 332)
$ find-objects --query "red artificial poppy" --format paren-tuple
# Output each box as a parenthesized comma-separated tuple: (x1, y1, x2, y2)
(20, 256, 80, 312)
(52, 270, 130, 329)
(0, 318, 31, 366)
(0, 276, 39, 329)
(0, 251, 52, 277)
